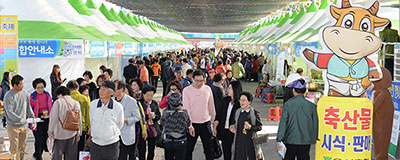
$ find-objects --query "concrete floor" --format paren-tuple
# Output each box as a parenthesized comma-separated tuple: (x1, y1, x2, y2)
(0, 81, 393, 160)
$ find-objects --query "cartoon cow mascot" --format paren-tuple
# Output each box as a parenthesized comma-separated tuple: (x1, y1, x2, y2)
(302, 0, 389, 97)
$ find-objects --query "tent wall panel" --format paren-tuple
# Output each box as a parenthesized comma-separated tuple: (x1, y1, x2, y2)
(19, 58, 85, 93)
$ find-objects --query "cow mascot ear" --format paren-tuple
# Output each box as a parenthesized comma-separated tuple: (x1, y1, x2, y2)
(330, 5, 342, 20)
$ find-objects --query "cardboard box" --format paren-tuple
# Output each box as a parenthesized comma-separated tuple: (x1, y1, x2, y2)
(0, 151, 14, 160)
(0, 137, 13, 160)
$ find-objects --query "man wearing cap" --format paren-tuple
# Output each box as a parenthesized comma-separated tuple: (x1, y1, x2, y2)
(173, 66, 183, 82)
(276, 79, 318, 159)
(89, 80, 124, 160)
(283, 68, 304, 104)
(113, 80, 141, 160)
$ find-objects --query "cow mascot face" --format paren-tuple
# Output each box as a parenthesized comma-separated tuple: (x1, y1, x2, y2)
(302, 0, 389, 97)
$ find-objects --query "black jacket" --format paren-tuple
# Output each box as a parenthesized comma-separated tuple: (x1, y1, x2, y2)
(283, 86, 294, 104)
(215, 97, 241, 139)
(123, 64, 138, 83)
(146, 65, 154, 78)
(0, 80, 10, 101)
(87, 82, 97, 101)
(161, 65, 174, 83)
(50, 74, 61, 101)
(210, 84, 224, 117)
(138, 98, 161, 129)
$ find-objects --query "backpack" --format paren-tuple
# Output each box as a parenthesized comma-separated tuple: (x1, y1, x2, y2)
(58, 98, 80, 131)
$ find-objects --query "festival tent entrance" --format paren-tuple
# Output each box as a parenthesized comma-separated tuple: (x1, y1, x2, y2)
(2, 0, 189, 92)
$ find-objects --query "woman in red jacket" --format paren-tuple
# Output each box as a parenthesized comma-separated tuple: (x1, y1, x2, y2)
(29, 78, 53, 160)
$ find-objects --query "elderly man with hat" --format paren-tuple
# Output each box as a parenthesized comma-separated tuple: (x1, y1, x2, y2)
(89, 80, 124, 160)
(276, 79, 318, 160)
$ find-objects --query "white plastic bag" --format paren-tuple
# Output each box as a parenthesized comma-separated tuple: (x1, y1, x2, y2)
(79, 151, 90, 160)
(46, 134, 54, 153)
(277, 142, 286, 158)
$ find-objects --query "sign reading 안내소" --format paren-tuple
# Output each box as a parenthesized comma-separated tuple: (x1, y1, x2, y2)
(18, 39, 84, 58)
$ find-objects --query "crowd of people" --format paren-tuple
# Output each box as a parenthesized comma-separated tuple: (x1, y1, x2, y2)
(0, 48, 286, 160)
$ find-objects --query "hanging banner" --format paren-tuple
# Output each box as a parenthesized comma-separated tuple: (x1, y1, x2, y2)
(276, 51, 286, 81)
(0, 15, 18, 75)
(124, 42, 133, 55)
(388, 82, 400, 158)
(107, 41, 116, 57)
(148, 43, 154, 53)
(137, 43, 143, 54)
(164, 43, 169, 50)
(143, 43, 148, 53)
(88, 41, 106, 58)
(294, 41, 318, 57)
(394, 44, 400, 81)
(156, 43, 161, 51)
(18, 39, 84, 58)
(116, 42, 124, 56)
(133, 43, 137, 54)
(267, 43, 277, 55)
(183, 33, 239, 39)
(316, 96, 373, 159)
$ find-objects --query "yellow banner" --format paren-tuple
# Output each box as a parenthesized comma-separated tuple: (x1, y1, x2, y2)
(0, 15, 18, 75)
(316, 96, 373, 160)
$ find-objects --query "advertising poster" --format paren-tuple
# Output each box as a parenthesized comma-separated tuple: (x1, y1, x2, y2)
(107, 41, 116, 57)
(164, 43, 169, 50)
(124, 42, 133, 55)
(0, 15, 18, 76)
(294, 41, 318, 57)
(267, 43, 277, 55)
(116, 42, 124, 56)
(148, 43, 154, 53)
(143, 43, 148, 53)
(316, 96, 373, 159)
(388, 82, 400, 158)
(88, 41, 106, 58)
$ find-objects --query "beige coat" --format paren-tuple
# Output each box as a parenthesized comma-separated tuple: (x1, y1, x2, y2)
(48, 96, 82, 140)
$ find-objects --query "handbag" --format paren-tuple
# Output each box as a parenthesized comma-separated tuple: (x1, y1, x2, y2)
(84, 135, 92, 151)
(155, 124, 164, 148)
(58, 98, 80, 131)
(212, 137, 223, 159)
(155, 122, 164, 148)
